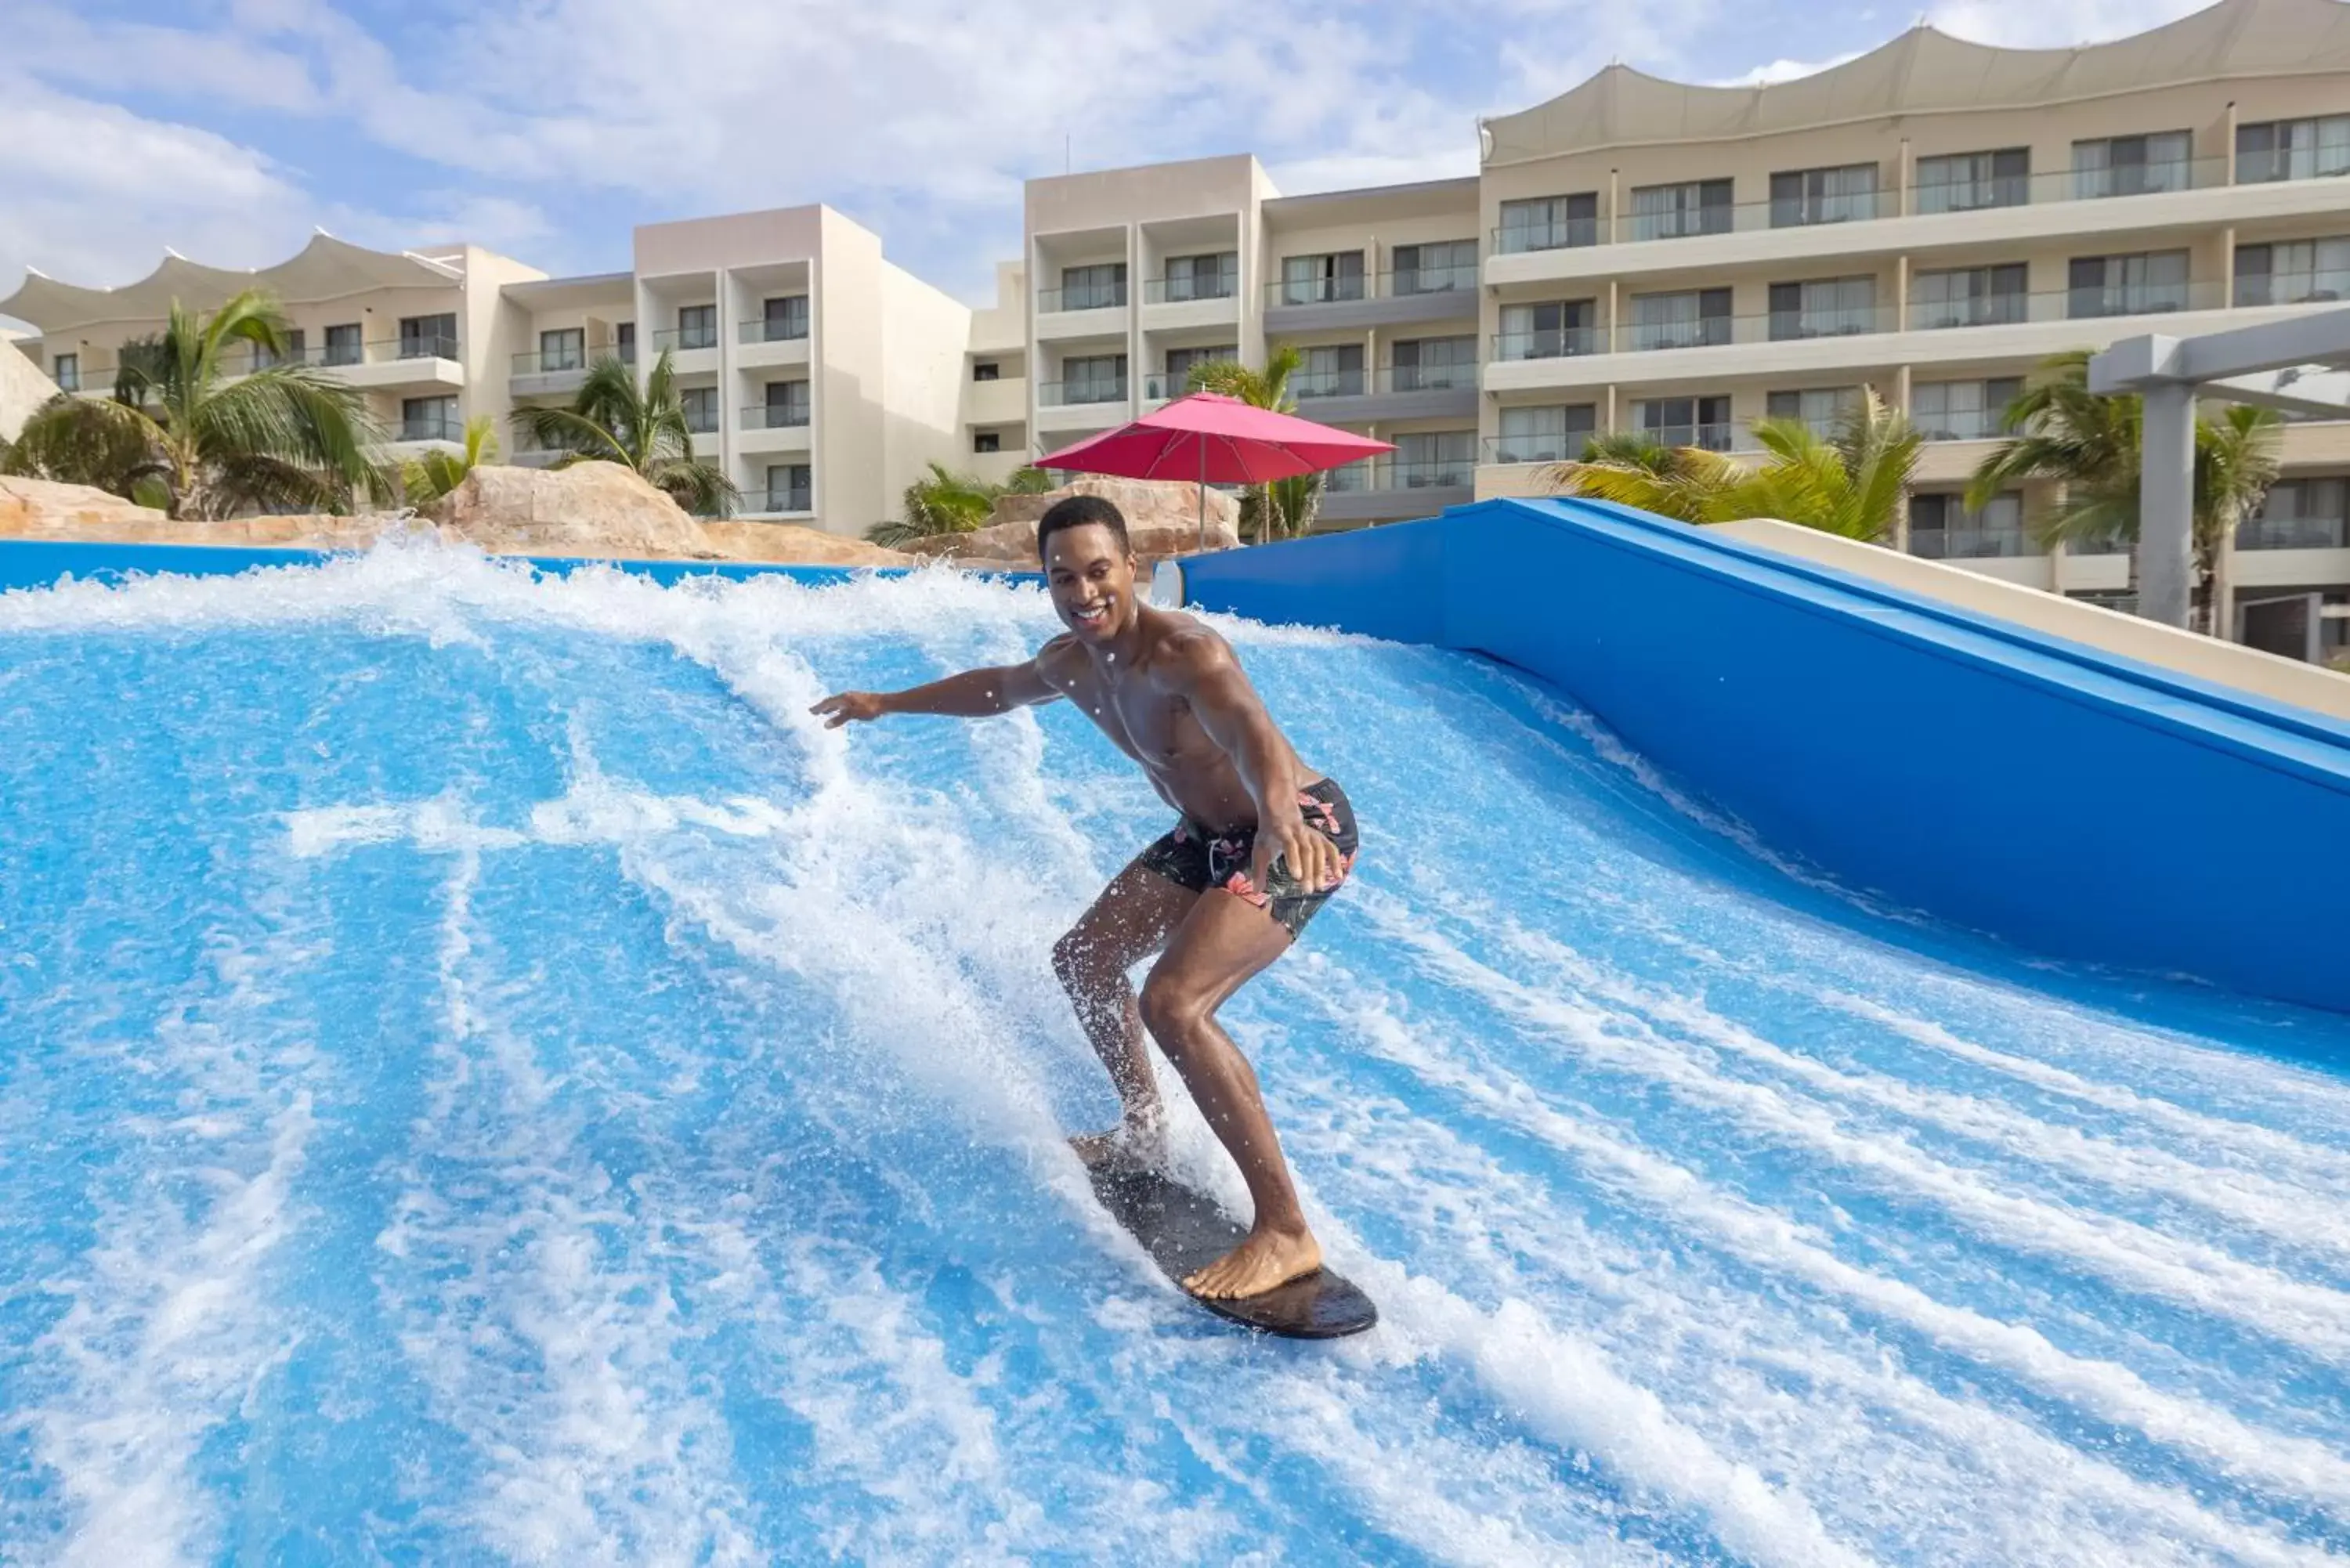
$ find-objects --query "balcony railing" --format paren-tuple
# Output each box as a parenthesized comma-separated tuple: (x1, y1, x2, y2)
(1037, 378, 1128, 407)
(1624, 314, 1742, 352)
(1038, 285, 1128, 313)
(1388, 457, 1476, 490)
(2240, 515, 2350, 550)
(1633, 421, 1737, 453)
(396, 333, 461, 361)
(739, 317, 810, 343)
(1912, 526, 2030, 560)
(1491, 326, 1605, 360)
(1492, 216, 1601, 255)
(2235, 270, 2350, 308)
(1265, 276, 1368, 307)
(398, 412, 465, 443)
(1481, 433, 1586, 465)
(683, 410, 719, 435)
(1143, 276, 1237, 304)
(742, 403, 812, 429)
(764, 488, 813, 514)
(653, 325, 719, 352)
(1912, 408, 2013, 442)
(1292, 367, 1367, 399)
(1383, 362, 1478, 392)
(511, 347, 592, 374)
(1386, 262, 1481, 294)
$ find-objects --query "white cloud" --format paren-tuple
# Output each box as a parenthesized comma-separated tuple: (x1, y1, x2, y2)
(1922, 0, 2209, 48)
(1710, 52, 1865, 87)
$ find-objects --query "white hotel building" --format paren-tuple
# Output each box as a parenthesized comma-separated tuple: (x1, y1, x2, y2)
(7, 0, 2350, 657)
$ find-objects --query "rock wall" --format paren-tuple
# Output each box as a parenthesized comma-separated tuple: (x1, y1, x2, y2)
(907, 476, 1239, 565)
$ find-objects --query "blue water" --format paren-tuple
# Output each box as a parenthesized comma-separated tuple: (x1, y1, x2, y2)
(0, 546, 2345, 1566)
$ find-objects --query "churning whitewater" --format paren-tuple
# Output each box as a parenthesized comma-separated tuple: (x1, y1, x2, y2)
(0, 542, 2345, 1566)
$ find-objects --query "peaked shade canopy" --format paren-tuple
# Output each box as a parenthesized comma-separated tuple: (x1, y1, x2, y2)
(1035, 392, 1393, 486)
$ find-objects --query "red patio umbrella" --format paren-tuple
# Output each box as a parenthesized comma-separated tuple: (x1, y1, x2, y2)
(1033, 392, 1395, 550)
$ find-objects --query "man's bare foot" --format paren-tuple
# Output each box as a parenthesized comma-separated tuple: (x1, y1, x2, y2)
(1068, 1115, 1167, 1171)
(1183, 1223, 1321, 1299)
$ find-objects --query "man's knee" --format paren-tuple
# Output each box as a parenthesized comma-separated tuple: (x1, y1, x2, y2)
(1138, 970, 1209, 1045)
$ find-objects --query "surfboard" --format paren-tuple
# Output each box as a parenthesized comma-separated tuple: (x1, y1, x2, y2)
(1086, 1162, 1378, 1339)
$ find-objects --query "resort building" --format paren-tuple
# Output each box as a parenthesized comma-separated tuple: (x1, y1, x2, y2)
(5, 0, 2348, 656)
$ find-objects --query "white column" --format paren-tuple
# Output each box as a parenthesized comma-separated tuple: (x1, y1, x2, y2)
(2138, 382, 2196, 627)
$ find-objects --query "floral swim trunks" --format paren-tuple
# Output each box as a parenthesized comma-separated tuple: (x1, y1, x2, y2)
(1137, 778, 1360, 939)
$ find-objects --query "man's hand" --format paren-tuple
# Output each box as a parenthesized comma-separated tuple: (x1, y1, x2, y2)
(1251, 806, 1342, 896)
(810, 692, 888, 728)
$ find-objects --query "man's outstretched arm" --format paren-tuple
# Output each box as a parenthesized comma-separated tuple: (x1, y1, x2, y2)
(811, 651, 1061, 728)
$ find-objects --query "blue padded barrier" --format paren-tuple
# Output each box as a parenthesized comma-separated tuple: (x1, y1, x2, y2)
(1180, 497, 2350, 1016)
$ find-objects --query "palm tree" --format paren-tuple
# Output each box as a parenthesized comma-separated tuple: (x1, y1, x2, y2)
(866, 461, 1054, 547)
(1187, 346, 1319, 542)
(1966, 350, 2283, 630)
(400, 414, 500, 507)
(511, 351, 739, 516)
(1549, 387, 1922, 542)
(2, 290, 384, 518)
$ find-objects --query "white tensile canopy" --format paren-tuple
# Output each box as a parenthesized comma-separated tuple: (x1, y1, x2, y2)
(1483, 0, 2350, 161)
(0, 233, 465, 334)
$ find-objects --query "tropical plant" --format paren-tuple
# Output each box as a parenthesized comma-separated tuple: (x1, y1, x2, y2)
(510, 350, 739, 516)
(1966, 350, 2283, 628)
(865, 462, 1054, 547)
(400, 414, 500, 507)
(1186, 345, 1320, 543)
(1, 290, 385, 518)
(1548, 387, 1922, 542)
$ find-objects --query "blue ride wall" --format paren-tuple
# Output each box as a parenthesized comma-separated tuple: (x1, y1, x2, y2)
(1179, 497, 2350, 1017)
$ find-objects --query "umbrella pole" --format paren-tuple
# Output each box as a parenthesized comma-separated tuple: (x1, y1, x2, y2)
(1197, 442, 1206, 552)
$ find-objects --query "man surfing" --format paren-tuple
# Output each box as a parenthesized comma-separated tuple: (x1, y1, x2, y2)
(811, 495, 1358, 1300)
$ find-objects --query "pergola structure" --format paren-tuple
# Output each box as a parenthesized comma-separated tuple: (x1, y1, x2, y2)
(2089, 308, 2350, 629)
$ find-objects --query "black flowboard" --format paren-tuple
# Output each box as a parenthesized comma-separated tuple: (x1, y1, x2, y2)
(1087, 1164, 1378, 1339)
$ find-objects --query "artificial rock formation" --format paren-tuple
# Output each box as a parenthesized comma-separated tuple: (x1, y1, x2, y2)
(906, 475, 1240, 565)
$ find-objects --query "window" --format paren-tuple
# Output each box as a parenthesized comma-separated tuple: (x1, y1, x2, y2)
(1914, 148, 2030, 214)
(2073, 131, 2193, 198)
(1910, 493, 2027, 558)
(1764, 386, 1861, 437)
(400, 395, 458, 442)
(400, 313, 458, 359)
(1770, 164, 1879, 226)
(1911, 263, 2029, 328)
(2235, 237, 2350, 306)
(1627, 179, 1734, 241)
(615, 322, 636, 362)
(1766, 277, 1876, 340)
(762, 380, 811, 428)
(1057, 263, 1127, 311)
(1062, 352, 1127, 403)
(1629, 288, 1733, 351)
(763, 295, 810, 341)
(251, 327, 302, 370)
(972, 360, 1001, 381)
(2068, 251, 2190, 318)
(539, 327, 584, 371)
(1162, 345, 1235, 392)
(1497, 300, 1596, 359)
(1493, 404, 1596, 464)
(1391, 240, 1479, 293)
(1295, 343, 1365, 398)
(767, 463, 812, 513)
(281, 328, 307, 365)
(1632, 396, 1734, 451)
(681, 385, 718, 433)
(1280, 252, 1365, 305)
(50, 352, 78, 392)
(973, 432, 1003, 454)
(1162, 251, 1237, 302)
(324, 323, 363, 367)
(2241, 477, 2349, 550)
(1390, 334, 1477, 391)
(2237, 114, 2350, 182)
(1393, 431, 1476, 488)
(1496, 195, 1597, 253)
(1910, 378, 2023, 441)
(676, 304, 717, 351)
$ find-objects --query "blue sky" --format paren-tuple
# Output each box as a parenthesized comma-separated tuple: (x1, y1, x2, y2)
(0, 0, 2200, 314)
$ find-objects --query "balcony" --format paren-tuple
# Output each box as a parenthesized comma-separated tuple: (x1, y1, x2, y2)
(1292, 367, 1366, 399)
(1036, 283, 1129, 341)
(1480, 432, 1593, 467)
(653, 325, 719, 352)
(738, 403, 812, 453)
(1491, 216, 1601, 255)
(396, 410, 465, 444)
(1318, 455, 1477, 524)
(223, 335, 466, 391)
(1489, 326, 1607, 362)
(1036, 378, 1128, 429)
(508, 344, 616, 397)
(762, 486, 813, 515)
(1140, 275, 1238, 331)
(2240, 515, 2349, 550)
(1261, 267, 1480, 334)
(737, 314, 812, 368)
(1480, 152, 2337, 288)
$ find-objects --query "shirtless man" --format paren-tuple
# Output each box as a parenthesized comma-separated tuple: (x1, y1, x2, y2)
(811, 494, 1359, 1300)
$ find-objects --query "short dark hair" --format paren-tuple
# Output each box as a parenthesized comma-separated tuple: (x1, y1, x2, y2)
(1036, 494, 1130, 562)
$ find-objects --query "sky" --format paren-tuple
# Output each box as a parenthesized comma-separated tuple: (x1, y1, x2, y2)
(0, 0, 2216, 317)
